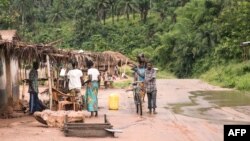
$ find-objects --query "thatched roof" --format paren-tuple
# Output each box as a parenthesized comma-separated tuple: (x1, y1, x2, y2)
(56, 50, 135, 69)
(0, 41, 134, 70)
(0, 30, 134, 71)
(103, 51, 135, 66)
(0, 30, 20, 41)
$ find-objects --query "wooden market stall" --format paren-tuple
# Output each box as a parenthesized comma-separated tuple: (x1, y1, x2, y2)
(0, 30, 134, 116)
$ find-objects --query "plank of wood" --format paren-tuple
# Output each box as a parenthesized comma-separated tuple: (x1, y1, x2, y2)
(65, 125, 113, 129)
(105, 128, 123, 133)
(64, 129, 114, 137)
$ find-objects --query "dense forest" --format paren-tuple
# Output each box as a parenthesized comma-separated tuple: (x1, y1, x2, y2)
(0, 0, 250, 89)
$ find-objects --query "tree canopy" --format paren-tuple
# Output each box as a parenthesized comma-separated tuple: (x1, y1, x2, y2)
(1, 0, 249, 79)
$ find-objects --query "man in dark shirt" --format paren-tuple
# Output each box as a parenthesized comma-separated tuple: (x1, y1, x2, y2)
(29, 62, 46, 114)
(145, 61, 157, 114)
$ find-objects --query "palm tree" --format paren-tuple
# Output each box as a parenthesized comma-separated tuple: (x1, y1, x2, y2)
(47, 1, 65, 23)
(14, 0, 25, 26)
(11, 0, 34, 27)
(96, 0, 109, 25)
(153, 0, 169, 21)
(118, 0, 138, 21)
(137, 0, 150, 23)
(107, 0, 118, 24)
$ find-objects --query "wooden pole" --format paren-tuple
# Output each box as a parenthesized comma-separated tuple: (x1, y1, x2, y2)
(46, 55, 53, 110)
(108, 56, 110, 73)
(21, 65, 25, 100)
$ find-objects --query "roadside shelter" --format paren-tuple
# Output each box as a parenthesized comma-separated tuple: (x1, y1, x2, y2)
(0, 30, 134, 114)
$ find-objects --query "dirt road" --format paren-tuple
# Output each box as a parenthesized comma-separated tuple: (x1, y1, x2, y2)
(1, 79, 250, 141)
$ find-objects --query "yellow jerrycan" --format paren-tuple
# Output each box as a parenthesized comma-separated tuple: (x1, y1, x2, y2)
(109, 93, 119, 110)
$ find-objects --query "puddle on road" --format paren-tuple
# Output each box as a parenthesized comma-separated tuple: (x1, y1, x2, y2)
(196, 91, 250, 107)
(168, 91, 250, 123)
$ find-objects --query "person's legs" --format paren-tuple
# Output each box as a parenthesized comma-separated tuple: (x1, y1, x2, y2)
(75, 89, 82, 110)
(104, 81, 107, 89)
(90, 111, 94, 117)
(147, 92, 152, 113)
(141, 83, 145, 102)
(152, 90, 157, 114)
(29, 93, 34, 114)
(86, 88, 93, 118)
(86, 82, 98, 117)
(70, 89, 76, 96)
(33, 92, 42, 111)
(93, 82, 99, 117)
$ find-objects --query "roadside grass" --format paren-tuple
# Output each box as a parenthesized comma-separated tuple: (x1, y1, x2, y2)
(113, 79, 132, 89)
(157, 70, 176, 79)
(200, 61, 250, 91)
(121, 65, 134, 77)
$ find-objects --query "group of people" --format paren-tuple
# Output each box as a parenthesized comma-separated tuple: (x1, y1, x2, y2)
(29, 53, 157, 116)
(134, 54, 157, 114)
(29, 61, 100, 117)
(64, 61, 101, 117)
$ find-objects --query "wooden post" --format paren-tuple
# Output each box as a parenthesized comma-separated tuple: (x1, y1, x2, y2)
(104, 114, 107, 123)
(5, 56, 12, 100)
(108, 56, 110, 73)
(21, 65, 25, 100)
(47, 55, 53, 110)
(51, 70, 54, 88)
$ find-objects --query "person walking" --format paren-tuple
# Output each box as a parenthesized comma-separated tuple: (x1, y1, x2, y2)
(144, 61, 157, 114)
(67, 61, 83, 110)
(85, 62, 100, 117)
(29, 61, 46, 114)
(134, 62, 146, 102)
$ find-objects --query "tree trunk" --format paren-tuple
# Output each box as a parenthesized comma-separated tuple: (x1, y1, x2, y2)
(160, 12, 165, 21)
(103, 10, 106, 25)
(172, 13, 177, 23)
(51, 0, 53, 6)
(133, 10, 136, 20)
(112, 6, 114, 24)
(96, 6, 100, 22)
(140, 11, 143, 21)
(143, 10, 148, 23)
(117, 12, 120, 22)
(126, 12, 130, 21)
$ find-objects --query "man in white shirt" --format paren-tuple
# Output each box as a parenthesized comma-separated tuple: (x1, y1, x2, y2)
(67, 62, 83, 109)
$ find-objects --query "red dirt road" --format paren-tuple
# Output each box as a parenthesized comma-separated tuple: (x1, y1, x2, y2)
(1, 79, 250, 141)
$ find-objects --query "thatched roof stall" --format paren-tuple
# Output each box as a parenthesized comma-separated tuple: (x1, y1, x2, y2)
(49, 50, 135, 73)
(1, 30, 134, 115)
(0, 43, 133, 70)
(0, 39, 134, 85)
(103, 51, 135, 66)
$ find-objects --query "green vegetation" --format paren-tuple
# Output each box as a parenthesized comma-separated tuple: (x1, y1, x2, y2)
(201, 61, 250, 91)
(157, 70, 176, 79)
(1, 0, 250, 90)
(113, 80, 132, 89)
(120, 65, 134, 77)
